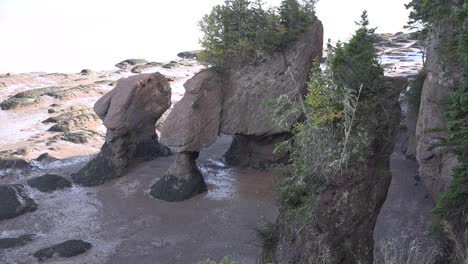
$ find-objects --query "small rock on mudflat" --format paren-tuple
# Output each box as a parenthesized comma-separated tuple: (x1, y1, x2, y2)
(35, 153, 59, 163)
(27, 174, 72, 193)
(33, 240, 92, 262)
(80, 69, 92, 75)
(0, 184, 37, 221)
(0, 234, 35, 249)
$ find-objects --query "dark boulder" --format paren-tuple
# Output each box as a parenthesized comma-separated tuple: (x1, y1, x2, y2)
(0, 234, 35, 249)
(35, 153, 59, 163)
(80, 69, 92, 75)
(177, 51, 198, 60)
(0, 184, 37, 221)
(27, 174, 72, 193)
(0, 157, 30, 170)
(33, 240, 92, 262)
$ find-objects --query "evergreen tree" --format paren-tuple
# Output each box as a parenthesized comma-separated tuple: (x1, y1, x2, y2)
(329, 10, 383, 96)
(198, 0, 317, 67)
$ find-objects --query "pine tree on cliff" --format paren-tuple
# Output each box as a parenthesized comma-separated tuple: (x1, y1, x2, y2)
(278, 0, 316, 45)
(198, 0, 316, 67)
(329, 10, 383, 96)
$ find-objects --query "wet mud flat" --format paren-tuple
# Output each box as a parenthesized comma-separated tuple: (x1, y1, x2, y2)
(0, 136, 278, 264)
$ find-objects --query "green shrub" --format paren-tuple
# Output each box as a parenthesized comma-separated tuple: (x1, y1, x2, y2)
(329, 11, 384, 97)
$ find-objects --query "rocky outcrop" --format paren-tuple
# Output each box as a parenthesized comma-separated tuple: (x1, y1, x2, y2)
(219, 19, 322, 167)
(27, 174, 72, 193)
(33, 240, 92, 262)
(149, 152, 207, 202)
(0, 184, 38, 221)
(221, 20, 323, 136)
(115, 59, 148, 70)
(72, 73, 171, 186)
(153, 20, 324, 201)
(0, 85, 99, 110)
(43, 108, 99, 132)
(416, 34, 460, 197)
(269, 77, 407, 264)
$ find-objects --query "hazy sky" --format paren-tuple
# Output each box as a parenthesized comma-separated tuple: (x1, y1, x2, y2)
(0, 0, 411, 73)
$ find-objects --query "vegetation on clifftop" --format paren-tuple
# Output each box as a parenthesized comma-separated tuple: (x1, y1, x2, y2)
(277, 11, 385, 208)
(198, 0, 316, 68)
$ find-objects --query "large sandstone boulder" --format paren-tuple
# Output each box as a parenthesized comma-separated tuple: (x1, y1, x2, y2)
(72, 73, 171, 186)
(416, 34, 460, 197)
(160, 69, 224, 152)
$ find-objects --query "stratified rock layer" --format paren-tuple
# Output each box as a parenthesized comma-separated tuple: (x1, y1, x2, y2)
(73, 73, 171, 186)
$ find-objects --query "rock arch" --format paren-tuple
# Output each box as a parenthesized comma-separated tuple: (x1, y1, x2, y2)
(151, 20, 324, 201)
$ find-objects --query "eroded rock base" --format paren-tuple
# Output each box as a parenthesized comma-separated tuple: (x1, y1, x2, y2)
(150, 152, 207, 202)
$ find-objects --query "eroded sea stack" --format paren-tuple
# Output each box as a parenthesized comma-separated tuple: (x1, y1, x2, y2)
(150, 20, 324, 202)
(72, 73, 171, 186)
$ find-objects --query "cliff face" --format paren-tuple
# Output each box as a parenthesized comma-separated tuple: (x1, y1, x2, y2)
(270, 77, 407, 264)
(220, 19, 324, 136)
(416, 33, 460, 198)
